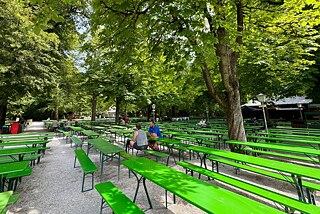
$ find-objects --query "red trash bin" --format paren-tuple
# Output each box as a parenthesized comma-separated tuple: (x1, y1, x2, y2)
(10, 122, 20, 134)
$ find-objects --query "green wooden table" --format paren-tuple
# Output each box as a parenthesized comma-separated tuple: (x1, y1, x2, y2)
(122, 158, 283, 214)
(82, 130, 100, 138)
(256, 132, 320, 141)
(269, 129, 320, 137)
(1, 132, 52, 136)
(189, 130, 225, 140)
(0, 147, 39, 161)
(0, 161, 29, 192)
(0, 140, 49, 148)
(111, 125, 127, 130)
(175, 133, 216, 144)
(247, 135, 320, 149)
(92, 126, 107, 134)
(227, 140, 320, 162)
(0, 191, 13, 213)
(87, 138, 123, 181)
(188, 145, 320, 203)
(108, 129, 133, 142)
(69, 126, 84, 135)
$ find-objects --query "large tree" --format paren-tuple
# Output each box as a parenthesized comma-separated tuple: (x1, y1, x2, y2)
(0, 0, 61, 125)
(90, 0, 320, 149)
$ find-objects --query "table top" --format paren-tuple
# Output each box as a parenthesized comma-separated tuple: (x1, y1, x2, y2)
(1, 132, 52, 136)
(88, 138, 123, 155)
(188, 146, 320, 181)
(157, 138, 183, 145)
(256, 132, 320, 141)
(122, 158, 283, 214)
(0, 140, 48, 147)
(175, 133, 216, 140)
(108, 129, 133, 134)
(228, 140, 320, 156)
(92, 126, 106, 130)
(0, 137, 51, 143)
(269, 129, 320, 136)
(0, 191, 13, 211)
(70, 126, 84, 131)
(82, 130, 100, 137)
(0, 161, 29, 176)
(0, 147, 39, 156)
(247, 135, 320, 146)
(111, 125, 127, 129)
(189, 130, 226, 135)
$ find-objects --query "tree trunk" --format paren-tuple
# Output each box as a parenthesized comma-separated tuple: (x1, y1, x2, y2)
(91, 94, 97, 121)
(171, 106, 176, 117)
(115, 97, 121, 124)
(55, 106, 59, 120)
(0, 100, 8, 127)
(200, 1, 246, 152)
(225, 94, 246, 152)
(146, 106, 151, 121)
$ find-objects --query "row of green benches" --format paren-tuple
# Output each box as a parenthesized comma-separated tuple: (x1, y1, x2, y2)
(0, 191, 20, 214)
(177, 161, 320, 214)
(73, 147, 145, 213)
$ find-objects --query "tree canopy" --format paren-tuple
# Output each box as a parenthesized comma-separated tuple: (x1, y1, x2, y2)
(1, 0, 320, 139)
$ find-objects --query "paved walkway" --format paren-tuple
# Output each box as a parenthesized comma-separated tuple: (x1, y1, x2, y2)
(8, 122, 100, 214)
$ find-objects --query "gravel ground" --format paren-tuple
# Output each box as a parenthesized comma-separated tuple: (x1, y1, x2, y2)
(6, 122, 320, 214)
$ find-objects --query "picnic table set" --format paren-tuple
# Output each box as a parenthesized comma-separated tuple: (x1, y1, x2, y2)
(3, 121, 320, 214)
(0, 132, 52, 213)
(61, 120, 320, 214)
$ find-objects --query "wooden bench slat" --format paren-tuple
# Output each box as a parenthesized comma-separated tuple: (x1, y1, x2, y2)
(74, 150, 97, 174)
(142, 150, 169, 158)
(119, 151, 137, 160)
(207, 156, 320, 192)
(95, 182, 144, 214)
(177, 161, 320, 214)
(244, 148, 318, 162)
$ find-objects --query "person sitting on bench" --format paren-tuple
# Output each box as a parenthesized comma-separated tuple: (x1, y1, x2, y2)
(148, 120, 162, 151)
(126, 124, 148, 152)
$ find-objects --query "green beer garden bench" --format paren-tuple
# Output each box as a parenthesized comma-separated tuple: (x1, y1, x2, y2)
(5, 166, 32, 191)
(177, 161, 320, 214)
(95, 182, 144, 214)
(207, 155, 320, 204)
(119, 151, 138, 160)
(74, 149, 97, 192)
(0, 191, 19, 214)
(243, 148, 319, 163)
(70, 137, 83, 149)
(142, 150, 170, 165)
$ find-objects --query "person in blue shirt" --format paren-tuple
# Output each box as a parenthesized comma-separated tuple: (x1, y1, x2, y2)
(148, 120, 162, 150)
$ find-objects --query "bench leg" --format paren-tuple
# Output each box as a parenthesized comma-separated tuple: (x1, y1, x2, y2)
(165, 190, 168, 208)
(13, 178, 19, 191)
(74, 155, 77, 168)
(165, 190, 176, 209)
(306, 189, 316, 205)
(81, 172, 94, 192)
(132, 171, 152, 210)
(8, 179, 14, 191)
(100, 198, 105, 214)
(142, 177, 152, 210)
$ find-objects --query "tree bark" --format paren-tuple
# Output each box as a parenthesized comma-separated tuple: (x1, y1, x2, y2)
(0, 100, 8, 127)
(171, 106, 176, 118)
(201, 1, 247, 151)
(115, 96, 121, 124)
(146, 105, 151, 121)
(91, 94, 97, 121)
(55, 106, 59, 120)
